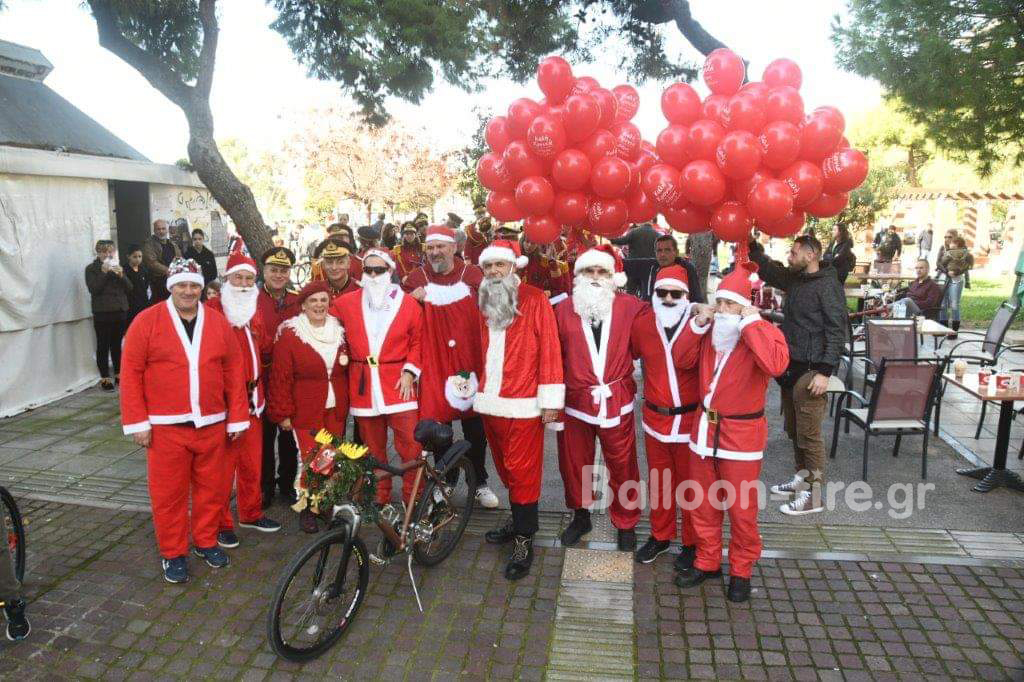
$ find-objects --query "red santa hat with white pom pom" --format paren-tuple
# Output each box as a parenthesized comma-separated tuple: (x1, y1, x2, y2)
(224, 239, 257, 277)
(714, 261, 760, 306)
(479, 239, 528, 269)
(574, 244, 627, 288)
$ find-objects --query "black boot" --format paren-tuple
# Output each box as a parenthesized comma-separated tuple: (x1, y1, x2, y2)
(674, 566, 723, 588)
(560, 509, 592, 547)
(673, 545, 697, 573)
(617, 528, 636, 552)
(635, 536, 671, 564)
(299, 509, 319, 534)
(727, 576, 751, 603)
(485, 516, 515, 544)
(505, 535, 534, 581)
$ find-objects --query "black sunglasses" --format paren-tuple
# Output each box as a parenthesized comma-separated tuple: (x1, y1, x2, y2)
(655, 288, 684, 300)
(363, 265, 389, 276)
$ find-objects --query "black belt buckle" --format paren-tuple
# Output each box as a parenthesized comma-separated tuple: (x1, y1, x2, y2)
(706, 408, 719, 425)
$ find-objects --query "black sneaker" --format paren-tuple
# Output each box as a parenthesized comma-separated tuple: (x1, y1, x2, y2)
(635, 536, 671, 564)
(673, 545, 696, 573)
(674, 566, 723, 589)
(161, 556, 188, 584)
(727, 576, 751, 603)
(505, 535, 534, 581)
(100, 378, 115, 392)
(559, 509, 592, 547)
(485, 517, 515, 545)
(192, 546, 229, 568)
(216, 530, 239, 548)
(617, 529, 637, 552)
(4, 599, 30, 641)
(239, 517, 281, 533)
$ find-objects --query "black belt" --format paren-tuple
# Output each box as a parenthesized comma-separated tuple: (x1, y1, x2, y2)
(700, 406, 765, 469)
(645, 401, 698, 416)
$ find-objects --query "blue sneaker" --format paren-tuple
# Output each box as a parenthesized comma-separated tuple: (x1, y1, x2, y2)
(161, 557, 188, 584)
(216, 530, 239, 548)
(192, 546, 229, 568)
(238, 517, 281, 533)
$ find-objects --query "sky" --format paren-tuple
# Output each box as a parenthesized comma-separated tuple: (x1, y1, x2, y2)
(0, 0, 882, 165)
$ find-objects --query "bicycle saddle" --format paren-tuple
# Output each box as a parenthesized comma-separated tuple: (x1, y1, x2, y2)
(414, 419, 454, 454)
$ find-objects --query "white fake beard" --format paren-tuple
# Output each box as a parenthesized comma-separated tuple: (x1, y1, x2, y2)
(362, 273, 392, 310)
(711, 312, 742, 353)
(572, 274, 615, 325)
(220, 281, 258, 328)
(479, 273, 519, 330)
(654, 296, 688, 330)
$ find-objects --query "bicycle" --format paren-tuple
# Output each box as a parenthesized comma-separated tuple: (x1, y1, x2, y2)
(267, 420, 476, 662)
(0, 486, 26, 591)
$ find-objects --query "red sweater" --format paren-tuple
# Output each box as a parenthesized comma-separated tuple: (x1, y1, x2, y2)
(267, 318, 349, 430)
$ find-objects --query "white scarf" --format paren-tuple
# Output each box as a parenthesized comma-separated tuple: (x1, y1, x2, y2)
(291, 313, 344, 409)
(711, 312, 742, 354)
(220, 281, 258, 328)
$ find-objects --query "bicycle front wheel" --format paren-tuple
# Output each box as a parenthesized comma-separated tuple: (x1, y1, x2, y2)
(411, 456, 476, 567)
(267, 526, 369, 662)
(0, 488, 25, 583)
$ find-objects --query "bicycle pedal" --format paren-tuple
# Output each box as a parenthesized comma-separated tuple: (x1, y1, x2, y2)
(369, 553, 387, 566)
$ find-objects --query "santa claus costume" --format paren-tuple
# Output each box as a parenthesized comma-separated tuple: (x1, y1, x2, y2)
(475, 240, 564, 580)
(629, 265, 699, 564)
(391, 222, 424, 278)
(553, 245, 644, 551)
(330, 249, 423, 505)
(120, 258, 249, 579)
(673, 262, 789, 602)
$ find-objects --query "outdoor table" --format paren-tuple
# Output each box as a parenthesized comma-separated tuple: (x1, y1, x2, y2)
(845, 287, 885, 313)
(942, 373, 1024, 493)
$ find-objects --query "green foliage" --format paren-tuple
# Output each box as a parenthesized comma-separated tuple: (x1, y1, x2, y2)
(847, 98, 931, 185)
(833, 0, 1024, 174)
(102, 0, 203, 80)
(218, 137, 293, 222)
(455, 108, 490, 208)
(808, 164, 905, 235)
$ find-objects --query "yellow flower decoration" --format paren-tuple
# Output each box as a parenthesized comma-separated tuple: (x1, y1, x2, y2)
(339, 442, 369, 460)
(314, 428, 335, 445)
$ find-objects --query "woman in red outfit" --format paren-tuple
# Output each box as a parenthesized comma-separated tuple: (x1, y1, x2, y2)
(268, 281, 348, 533)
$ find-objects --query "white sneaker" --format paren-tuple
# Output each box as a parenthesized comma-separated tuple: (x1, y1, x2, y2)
(771, 475, 804, 496)
(474, 486, 499, 509)
(780, 491, 823, 516)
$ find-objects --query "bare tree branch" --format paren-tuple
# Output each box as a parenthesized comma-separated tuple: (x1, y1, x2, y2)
(195, 0, 218, 99)
(661, 0, 730, 56)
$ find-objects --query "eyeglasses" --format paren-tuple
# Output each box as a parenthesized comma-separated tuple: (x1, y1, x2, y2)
(655, 288, 684, 300)
(363, 265, 389, 276)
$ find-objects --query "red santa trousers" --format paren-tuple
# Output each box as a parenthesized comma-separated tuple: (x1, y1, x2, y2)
(219, 415, 264, 530)
(688, 450, 762, 579)
(481, 415, 543, 505)
(645, 436, 698, 546)
(147, 423, 228, 558)
(558, 413, 641, 530)
(356, 411, 421, 505)
(292, 410, 345, 492)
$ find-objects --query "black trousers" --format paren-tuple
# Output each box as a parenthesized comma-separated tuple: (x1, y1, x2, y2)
(262, 418, 298, 498)
(93, 313, 126, 378)
(453, 416, 488, 486)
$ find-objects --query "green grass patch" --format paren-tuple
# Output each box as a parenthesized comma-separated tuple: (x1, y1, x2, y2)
(843, 276, 1022, 329)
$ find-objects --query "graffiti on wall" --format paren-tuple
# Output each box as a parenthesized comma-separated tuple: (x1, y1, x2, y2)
(150, 185, 229, 257)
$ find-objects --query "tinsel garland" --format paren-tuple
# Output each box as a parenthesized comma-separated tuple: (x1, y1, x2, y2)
(292, 430, 379, 522)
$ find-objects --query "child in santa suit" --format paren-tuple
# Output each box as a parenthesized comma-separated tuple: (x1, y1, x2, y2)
(672, 261, 789, 603)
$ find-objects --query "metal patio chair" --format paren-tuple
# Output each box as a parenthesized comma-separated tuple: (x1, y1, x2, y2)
(862, 319, 918, 395)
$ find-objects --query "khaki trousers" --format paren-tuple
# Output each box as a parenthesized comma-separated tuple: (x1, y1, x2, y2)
(780, 370, 828, 493)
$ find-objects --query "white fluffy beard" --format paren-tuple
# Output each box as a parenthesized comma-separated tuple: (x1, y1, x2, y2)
(654, 296, 688, 330)
(711, 312, 742, 353)
(220, 281, 258, 328)
(572, 274, 615, 325)
(362, 273, 392, 310)
(479, 274, 519, 330)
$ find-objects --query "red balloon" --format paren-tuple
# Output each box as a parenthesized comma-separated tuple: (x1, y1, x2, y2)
(612, 84, 640, 123)
(562, 94, 602, 143)
(711, 201, 752, 242)
(635, 147, 659, 177)
(487, 190, 522, 223)
(759, 121, 801, 170)
(590, 156, 632, 199)
(800, 115, 843, 161)
(587, 198, 629, 237)
(502, 140, 544, 181)
(571, 75, 600, 96)
(686, 119, 727, 162)
(747, 179, 795, 224)
(506, 98, 542, 139)
(524, 214, 561, 244)
(551, 149, 591, 191)
(702, 94, 731, 128)
(716, 130, 762, 180)
(579, 129, 617, 165)
(485, 116, 511, 154)
(762, 58, 803, 90)
(642, 164, 684, 209)
(821, 148, 869, 193)
(681, 160, 727, 206)
(664, 205, 710, 234)
(590, 88, 618, 129)
(813, 106, 846, 134)
(779, 160, 825, 208)
(515, 176, 555, 216)
(661, 83, 702, 124)
(738, 81, 770, 108)
(526, 114, 567, 159)
(610, 122, 642, 161)
(656, 124, 691, 168)
(765, 86, 805, 126)
(837, 136, 851, 150)
(805, 191, 849, 218)
(731, 168, 776, 204)
(477, 152, 515, 192)
(727, 93, 768, 133)
(543, 101, 567, 125)
(626, 188, 658, 223)
(552, 191, 589, 225)
(702, 48, 745, 96)
(537, 56, 574, 105)
(625, 161, 643, 195)
(760, 209, 806, 238)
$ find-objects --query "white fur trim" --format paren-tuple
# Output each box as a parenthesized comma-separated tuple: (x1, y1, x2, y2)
(279, 314, 345, 350)
(480, 245, 517, 266)
(166, 272, 204, 290)
(613, 272, 627, 288)
(537, 383, 565, 410)
(689, 439, 763, 460)
(689, 316, 711, 334)
(225, 263, 257, 276)
(350, 402, 417, 417)
(473, 392, 542, 419)
(363, 248, 396, 270)
(549, 292, 568, 305)
(574, 249, 616, 274)
(642, 420, 690, 444)
(565, 401, 633, 428)
(737, 313, 762, 331)
(149, 411, 226, 427)
(123, 420, 150, 435)
(714, 289, 750, 307)
(653, 277, 688, 291)
(516, 255, 529, 269)
(423, 281, 471, 306)
(227, 420, 249, 434)
(402, 362, 421, 378)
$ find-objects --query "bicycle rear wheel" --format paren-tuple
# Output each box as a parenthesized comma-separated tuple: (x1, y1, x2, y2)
(267, 526, 369, 662)
(0, 487, 25, 583)
(411, 456, 476, 567)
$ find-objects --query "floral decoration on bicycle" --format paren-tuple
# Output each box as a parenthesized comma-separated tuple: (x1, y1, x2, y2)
(292, 429, 379, 520)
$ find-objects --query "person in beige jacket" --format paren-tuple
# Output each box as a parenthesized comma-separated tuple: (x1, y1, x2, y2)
(142, 220, 182, 302)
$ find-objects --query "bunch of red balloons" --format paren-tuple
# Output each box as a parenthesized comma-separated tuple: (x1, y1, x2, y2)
(476, 56, 656, 244)
(649, 49, 868, 242)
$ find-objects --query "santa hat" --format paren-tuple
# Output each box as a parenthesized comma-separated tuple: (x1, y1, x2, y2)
(297, 280, 331, 305)
(715, 261, 760, 306)
(479, 239, 528, 269)
(362, 247, 396, 270)
(574, 245, 627, 288)
(225, 239, 257, 277)
(425, 225, 457, 244)
(654, 264, 689, 292)
(166, 258, 204, 290)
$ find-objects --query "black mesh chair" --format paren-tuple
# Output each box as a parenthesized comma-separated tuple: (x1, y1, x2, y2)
(862, 319, 918, 395)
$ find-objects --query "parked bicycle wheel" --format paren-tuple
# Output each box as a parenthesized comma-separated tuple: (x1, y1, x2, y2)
(0, 487, 25, 584)
(411, 456, 476, 567)
(267, 526, 369, 662)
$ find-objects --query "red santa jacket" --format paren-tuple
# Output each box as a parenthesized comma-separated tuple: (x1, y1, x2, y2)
(257, 286, 299, 359)
(674, 314, 789, 460)
(475, 282, 565, 419)
(463, 222, 489, 265)
(330, 286, 423, 417)
(523, 252, 571, 303)
(554, 292, 643, 428)
(400, 258, 483, 294)
(267, 317, 349, 429)
(630, 305, 699, 443)
(392, 243, 424, 279)
(120, 299, 249, 435)
(205, 297, 271, 416)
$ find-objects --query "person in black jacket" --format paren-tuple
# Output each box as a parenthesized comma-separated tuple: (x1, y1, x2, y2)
(749, 235, 847, 517)
(823, 222, 856, 285)
(85, 240, 132, 391)
(184, 228, 218, 284)
(639, 235, 705, 303)
(123, 244, 151, 328)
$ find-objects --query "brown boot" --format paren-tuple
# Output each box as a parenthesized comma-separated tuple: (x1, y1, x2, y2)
(299, 509, 319, 534)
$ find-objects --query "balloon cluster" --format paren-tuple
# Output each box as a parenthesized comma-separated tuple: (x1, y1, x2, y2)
(650, 49, 868, 242)
(476, 56, 655, 244)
